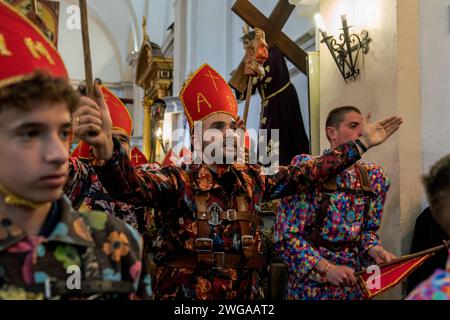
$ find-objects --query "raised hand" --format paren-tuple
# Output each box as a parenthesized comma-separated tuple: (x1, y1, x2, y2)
(72, 84, 113, 160)
(359, 113, 403, 149)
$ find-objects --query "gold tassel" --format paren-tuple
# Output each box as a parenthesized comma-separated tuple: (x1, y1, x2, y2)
(0, 183, 40, 209)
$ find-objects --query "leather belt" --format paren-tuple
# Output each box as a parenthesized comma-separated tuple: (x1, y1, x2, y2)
(196, 209, 262, 225)
(164, 253, 265, 270)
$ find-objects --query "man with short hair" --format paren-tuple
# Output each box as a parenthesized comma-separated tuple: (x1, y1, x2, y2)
(0, 2, 151, 300)
(275, 106, 397, 300)
(80, 65, 402, 300)
(407, 155, 450, 300)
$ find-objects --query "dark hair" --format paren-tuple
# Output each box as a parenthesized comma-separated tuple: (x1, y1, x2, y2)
(423, 155, 450, 218)
(325, 106, 362, 129)
(0, 71, 79, 114)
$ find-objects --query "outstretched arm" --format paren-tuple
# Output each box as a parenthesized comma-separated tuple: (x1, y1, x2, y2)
(263, 114, 403, 200)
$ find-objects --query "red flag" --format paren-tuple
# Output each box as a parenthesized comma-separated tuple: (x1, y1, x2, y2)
(357, 254, 433, 299)
(356, 242, 449, 299)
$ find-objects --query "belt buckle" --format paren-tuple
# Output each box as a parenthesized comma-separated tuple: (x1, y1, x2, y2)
(196, 238, 213, 251)
(241, 235, 254, 249)
(212, 252, 225, 270)
(208, 206, 222, 226)
(226, 209, 237, 221)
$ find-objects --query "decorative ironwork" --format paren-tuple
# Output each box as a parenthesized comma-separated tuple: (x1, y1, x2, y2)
(319, 15, 371, 83)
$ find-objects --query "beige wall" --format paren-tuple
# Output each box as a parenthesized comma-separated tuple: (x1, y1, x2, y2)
(419, 0, 450, 201)
(319, 0, 423, 299)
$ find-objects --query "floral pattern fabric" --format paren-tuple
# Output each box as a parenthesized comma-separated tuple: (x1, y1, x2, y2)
(407, 250, 450, 300)
(65, 157, 149, 235)
(91, 137, 362, 300)
(274, 155, 390, 300)
(0, 196, 152, 300)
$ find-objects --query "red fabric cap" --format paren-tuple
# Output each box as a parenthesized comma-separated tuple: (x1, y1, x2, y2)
(70, 142, 90, 160)
(101, 86, 133, 137)
(0, 1, 67, 89)
(180, 64, 238, 128)
(130, 147, 148, 167)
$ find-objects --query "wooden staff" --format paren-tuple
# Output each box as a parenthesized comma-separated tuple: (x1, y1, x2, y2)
(354, 240, 449, 277)
(30, 0, 38, 14)
(243, 76, 253, 126)
(79, 0, 94, 98)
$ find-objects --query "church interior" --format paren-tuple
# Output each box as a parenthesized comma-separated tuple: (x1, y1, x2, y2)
(1, 0, 449, 301)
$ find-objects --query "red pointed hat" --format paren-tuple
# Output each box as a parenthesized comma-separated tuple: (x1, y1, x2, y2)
(0, 1, 68, 89)
(162, 147, 192, 167)
(162, 149, 177, 167)
(71, 86, 133, 159)
(101, 85, 133, 137)
(70, 142, 90, 160)
(180, 64, 239, 128)
(130, 147, 148, 167)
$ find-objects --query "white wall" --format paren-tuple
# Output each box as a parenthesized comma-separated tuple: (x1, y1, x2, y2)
(419, 0, 450, 209)
(57, 0, 172, 84)
(58, 0, 125, 83)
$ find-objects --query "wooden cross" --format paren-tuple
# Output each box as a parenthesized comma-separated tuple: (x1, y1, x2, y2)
(232, 0, 307, 75)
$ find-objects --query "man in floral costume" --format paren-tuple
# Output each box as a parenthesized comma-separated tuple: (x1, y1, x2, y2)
(0, 2, 151, 299)
(407, 155, 450, 300)
(82, 64, 402, 300)
(275, 106, 397, 300)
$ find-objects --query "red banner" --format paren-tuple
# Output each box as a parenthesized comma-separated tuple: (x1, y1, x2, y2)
(358, 254, 433, 299)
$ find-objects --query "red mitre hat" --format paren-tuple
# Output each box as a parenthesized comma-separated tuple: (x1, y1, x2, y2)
(71, 142, 90, 160)
(180, 64, 238, 128)
(130, 147, 148, 167)
(101, 85, 133, 138)
(162, 149, 177, 167)
(0, 1, 68, 89)
(71, 86, 133, 159)
(162, 147, 192, 167)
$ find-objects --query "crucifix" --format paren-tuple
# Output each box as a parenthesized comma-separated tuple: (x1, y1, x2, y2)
(230, 0, 311, 164)
(232, 0, 308, 74)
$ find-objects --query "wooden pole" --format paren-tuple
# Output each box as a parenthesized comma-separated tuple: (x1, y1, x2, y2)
(354, 240, 449, 277)
(243, 76, 253, 126)
(79, 0, 94, 98)
(30, 0, 38, 14)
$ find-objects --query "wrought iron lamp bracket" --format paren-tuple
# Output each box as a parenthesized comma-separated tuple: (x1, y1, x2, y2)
(320, 24, 371, 83)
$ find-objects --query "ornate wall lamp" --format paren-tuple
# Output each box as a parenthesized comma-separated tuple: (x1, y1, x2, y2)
(314, 14, 371, 83)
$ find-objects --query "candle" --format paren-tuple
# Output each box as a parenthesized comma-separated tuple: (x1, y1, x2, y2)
(314, 13, 327, 33)
(341, 14, 348, 28)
